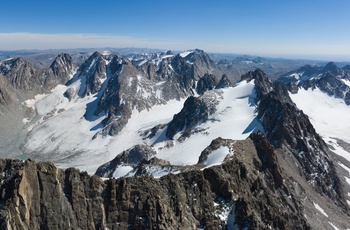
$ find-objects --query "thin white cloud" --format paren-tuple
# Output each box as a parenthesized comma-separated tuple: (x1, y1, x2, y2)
(1, 33, 350, 61)
(0, 32, 186, 51)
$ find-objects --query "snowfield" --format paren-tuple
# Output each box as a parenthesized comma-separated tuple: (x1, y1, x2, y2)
(313, 202, 328, 217)
(203, 146, 231, 166)
(290, 87, 350, 162)
(155, 80, 261, 166)
(23, 81, 186, 174)
(290, 87, 350, 143)
(22, 79, 261, 175)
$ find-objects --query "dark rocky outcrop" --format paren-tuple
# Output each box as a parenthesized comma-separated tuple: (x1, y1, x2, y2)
(131, 157, 189, 178)
(101, 104, 132, 136)
(45, 53, 75, 88)
(215, 74, 233, 89)
(241, 69, 272, 100)
(298, 73, 350, 105)
(249, 131, 283, 188)
(77, 52, 107, 96)
(196, 74, 218, 95)
(183, 49, 214, 80)
(166, 95, 216, 140)
(323, 61, 343, 76)
(94, 55, 123, 116)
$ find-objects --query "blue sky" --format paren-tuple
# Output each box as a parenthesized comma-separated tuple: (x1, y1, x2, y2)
(1, 0, 350, 60)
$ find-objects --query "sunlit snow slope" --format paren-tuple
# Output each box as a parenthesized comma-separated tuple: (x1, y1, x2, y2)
(153, 80, 261, 166)
(23, 80, 260, 175)
(290, 87, 350, 162)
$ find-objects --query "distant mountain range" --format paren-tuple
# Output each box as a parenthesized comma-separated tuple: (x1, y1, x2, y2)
(279, 61, 350, 105)
(2, 47, 344, 80)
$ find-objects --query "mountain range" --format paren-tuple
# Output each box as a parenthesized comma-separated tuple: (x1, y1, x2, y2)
(0, 49, 350, 229)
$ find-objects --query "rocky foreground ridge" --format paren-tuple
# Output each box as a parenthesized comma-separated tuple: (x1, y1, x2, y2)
(1, 134, 310, 230)
(1, 132, 350, 229)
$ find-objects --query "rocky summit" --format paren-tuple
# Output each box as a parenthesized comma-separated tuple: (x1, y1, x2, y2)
(0, 50, 350, 229)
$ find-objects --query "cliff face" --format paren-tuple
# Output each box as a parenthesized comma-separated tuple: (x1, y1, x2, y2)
(0, 136, 309, 229)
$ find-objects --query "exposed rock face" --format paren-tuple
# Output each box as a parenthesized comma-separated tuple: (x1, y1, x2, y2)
(343, 64, 350, 72)
(196, 73, 218, 95)
(249, 131, 283, 188)
(0, 136, 311, 229)
(0, 53, 75, 114)
(323, 61, 343, 76)
(0, 57, 44, 92)
(77, 52, 107, 96)
(0, 54, 75, 95)
(241, 68, 272, 100)
(102, 104, 132, 136)
(49, 53, 74, 86)
(195, 73, 233, 95)
(94, 55, 123, 116)
(0, 73, 16, 109)
(183, 49, 214, 80)
(215, 74, 233, 89)
(166, 94, 217, 140)
(253, 72, 346, 206)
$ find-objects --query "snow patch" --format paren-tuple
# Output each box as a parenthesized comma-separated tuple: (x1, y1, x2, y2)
(339, 162, 350, 175)
(161, 54, 174, 59)
(23, 93, 47, 110)
(138, 60, 148, 66)
(35, 92, 65, 116)
(22, 118, 30, 124)
(214, 201, 238, 229)
(203, 146, 231, 166)
(341, 79, 350, 87)
(290, 87, 350, 144)
(328, 222, 340, 230)
(141, 165, 180, 178)
(102, 50, 112, 55)
(180, 51, 193, 58)
(339, 162, 350, 186)
(325, 137, 350, 163)
(313, 202, 328, 217)
(112, 165, 133, 178)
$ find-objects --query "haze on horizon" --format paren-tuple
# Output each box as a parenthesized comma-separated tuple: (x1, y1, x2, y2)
(1, 0, 350, 61)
